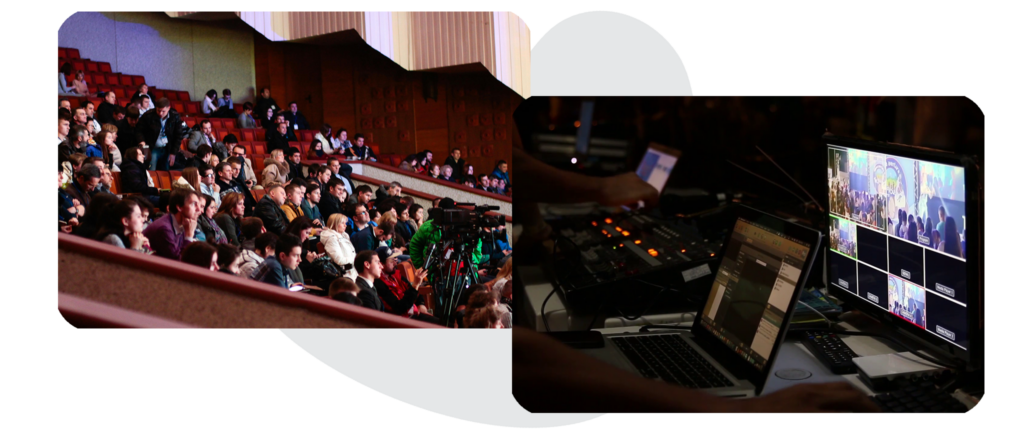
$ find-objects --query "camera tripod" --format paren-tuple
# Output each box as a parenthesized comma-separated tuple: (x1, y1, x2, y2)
(424, 237, 482, 327)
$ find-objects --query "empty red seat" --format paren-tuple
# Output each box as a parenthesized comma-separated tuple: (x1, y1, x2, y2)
(118, 75, 131, 86)
(184, 118, 197, 128)
(253, 142, 267, 154)
(113, 88, 126, 99)
(178, 91, 190, 101)
(72, 60, 86, 71)
(217, 130, 231, 141)
(185, 102, 199, 114)
(298, 130, 315, 141)
(86, 62, 98, 72)
(241, 129, 257, 142)
(68, 48, 80, 59)
(223, 119, 236, 129)
(132, 76, 146, 87)
(208, 119, 222, 128)
(152, 89, 165, 99)
(253, 159, 265, 175)
(99, 63, 112, 73)
(235, 105, 244, 114)
(173, 102, 185, 113)
(58, 48, 67, 58)
(90, 74, 105, 86)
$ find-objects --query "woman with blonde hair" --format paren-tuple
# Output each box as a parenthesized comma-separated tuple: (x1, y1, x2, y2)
(72, 70, 89, 95)
(262, 149, 289, 187)
(173, 167, 202, 192)
(319, 213, 358, 280)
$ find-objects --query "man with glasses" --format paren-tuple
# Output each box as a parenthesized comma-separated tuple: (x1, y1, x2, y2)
(350, 204, 394, 253)
(226, 136, 258, 189)
(199, 164, 221, 208)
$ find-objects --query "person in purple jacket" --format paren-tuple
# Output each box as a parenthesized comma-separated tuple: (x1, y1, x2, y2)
(143, 188, 202, 260)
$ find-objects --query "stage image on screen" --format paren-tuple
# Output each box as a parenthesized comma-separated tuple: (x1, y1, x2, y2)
(830, 215, 858, 259)
(827, 144, 966, 350)
(888, 276, 927, 329)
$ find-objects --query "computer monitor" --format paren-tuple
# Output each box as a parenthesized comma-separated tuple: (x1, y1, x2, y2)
(824, 135, 982, 370)
(635, 142, 681, 194)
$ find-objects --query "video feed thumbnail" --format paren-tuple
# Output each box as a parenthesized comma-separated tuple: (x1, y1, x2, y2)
(828, 251, 857, 294)
(829, 215, 857, 259)
(828, 147, 887, 232)
(918, 161, 967, 260)
(855, 225, 888, 271)
(888, 236, 924, 285)
(857, 263, 889, 310)
(888, 276, 927, 329)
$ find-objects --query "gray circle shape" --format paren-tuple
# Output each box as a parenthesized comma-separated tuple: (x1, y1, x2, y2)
(282, 329, 596, 427)
(532, 11, 692, 96)
(775, 368, 813, 380)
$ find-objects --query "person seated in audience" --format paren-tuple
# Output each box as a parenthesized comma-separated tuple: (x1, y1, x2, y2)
(267, 121, 292, 154)
(477, 174, 493, 193)
(214, 192, 246, 246)
(57, 112, 72, 145)
(351, 213, 394, 253)
(58, 166, 83, 231)
(260, 106, 276, 130)
(59, 62, 76, 95)
(238, 216, 265, 252)
(71, 106, 90, 133)
(286, 147, 304, 181)
(72, 192, 119, 239)
(217, 88, 234, 111)
(280, 181, 308, 223)
(98, 165, 115, 195)
(407, 204, 424, 233)
(465, 304, 502, 329)
(344, 134, 377, 161)
(255, 87, 279, 119)
(198, 193, 230, 244)
(444, 148, 465, 182)
(72, 70, 89, 95)
(209, 153, 221, 171)
(173, 167, 202, 193)
(111, 105, 126, 123)
(320, 214, 358, 281)
(94, 198, 152, 254)
(427, 164, 441, 179)
(237, 101, 257, 129)
(83, 130, 105, 159)
(226, 157, 258, 216)
(353, 185, 374, 210)
(201, 89, 219, 115)
(97, 91, 118, 125)
(261, 149, 290, 187)
(65, 163, 102, 209)
(438, 165, 455, 182)
(495, 178, 508, 195)
(184, 144, 214, 170)
(353, 250, 385, 311)
(137, 98, 185, 171)
(131, 83, 150, 102)
(119, 147, 160, 203)
(306, 139, 326, 160)
(187, 119, 228, 160)
(181, 241, 219, 272)
(115, 106, 141, 155)
(326, 157, 355, 196)
(421, 149, 434, 165)
(285, 216, 331, 288)
(198, 164, 221, 208)
(227, 139, 258, 187)
(216, 161, 245, 199)
(316, 124, 343, 155)
(463, 178, 476, 189)
(83, 100, 103, 134)
(463, 164, 475, 183)
(253, 233, 303, 289)
(375, 181, 403, 203)
(376, 248, 438, 323)
(329, 278, 362, 306)
(319, 178, 349, 223)
(216, 243, 242, 276)
(398, 155, 420, 172)
(138, 95, 152, 116)
(302, 180, 324, 228)
(255, 184, 290, 236)
(60, 99, 72, 112)
(393, 204, 417, 242)
(281, 101, 310, 131)
(239, 231, 275, 279)
(143, 188, 201, 260)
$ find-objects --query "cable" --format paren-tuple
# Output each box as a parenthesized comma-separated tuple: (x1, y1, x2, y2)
(755, 145, 824, 212)
(726, 160, 813, 209)
(797, 300, 833, 329)
(540, 286, 557, 332)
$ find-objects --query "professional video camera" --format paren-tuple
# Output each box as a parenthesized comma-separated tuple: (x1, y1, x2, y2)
(422, 203, 506, 326)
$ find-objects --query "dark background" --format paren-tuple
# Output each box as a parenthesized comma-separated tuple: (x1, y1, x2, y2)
(58, 6, 983, 419)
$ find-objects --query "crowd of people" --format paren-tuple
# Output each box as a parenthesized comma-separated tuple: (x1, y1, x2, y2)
(58, 82, 513, 328)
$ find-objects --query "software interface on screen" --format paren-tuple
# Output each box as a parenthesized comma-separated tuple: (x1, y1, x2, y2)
(700, 218, 811, 371)
(635, 146, 679, 193)
(827, 145, 968, 349)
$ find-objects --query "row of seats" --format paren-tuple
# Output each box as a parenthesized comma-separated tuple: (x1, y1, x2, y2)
(58, 47, 80, 59)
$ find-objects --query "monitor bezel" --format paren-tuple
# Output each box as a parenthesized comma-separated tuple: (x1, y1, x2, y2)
(690, 204, 822, 395)
(821, 134, 982, 371)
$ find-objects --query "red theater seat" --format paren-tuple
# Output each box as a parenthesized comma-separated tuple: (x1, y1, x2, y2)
(58, 48, 67, 58)
(185, 102, 199, 114)
(133, 76, 146, 87)
(113, 88, 126, 99)
(299, 130, 315, 142)
(173, 102, 185, 114)
(152, 89, 165, 99)
(253, 142, 267, 155)
(178, 91, 190, 101)
(208, 119, 222, 129)
(99, 63, 112, 73)
(185, 118, 197, 128)
(241, 129, 257, 142)
(68, 48, 80, 59)
(223, 119, 236, 129)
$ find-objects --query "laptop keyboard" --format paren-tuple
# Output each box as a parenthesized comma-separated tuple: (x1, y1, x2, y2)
(612, 334, 735, 389)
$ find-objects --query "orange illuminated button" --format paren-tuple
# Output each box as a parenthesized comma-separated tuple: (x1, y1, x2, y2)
(604, 218, 613, 224)
(710, 253, 716, 257)
(591, 221, 598, 227)
(621, 231, 631, 236)
(648, 249, 659, 257)
(634, 240, 642, 245)
(680, 249, 687, 253)
(601, 230, 608, 235)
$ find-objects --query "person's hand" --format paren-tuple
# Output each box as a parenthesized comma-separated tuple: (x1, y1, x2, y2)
(168, 154, 177, 167)
(76, 205, 86, 216)
(183, 217, 198, 237)
(411, 268, 428, 288)
(107, 143, 118, 152)
(68, 217, 80, 227)
(245, 179, 254, 187)
(502, 249, 512, 256)
(312, 219, 322, 227)
(128, 231, 148, 251)
(598, 172, 661, 208)
(732, 383, 879, 413)
(305, 251, 319, 262)
(72, 198, 81, 207)
(478, 269, 488, 277)
(60, 223, 73, 233)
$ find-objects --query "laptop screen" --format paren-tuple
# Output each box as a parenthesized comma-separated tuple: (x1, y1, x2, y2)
(698, 217, 813, 371)
(635, 144, 679, 193)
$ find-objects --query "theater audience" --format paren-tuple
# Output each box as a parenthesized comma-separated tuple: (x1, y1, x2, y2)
(72, 70, 89, 95)
(65, 163, 102, 209)
(94, 198, 152, 254)
(280, 182, 307, 223)
(181, 241, 219, 271)
(262, 149, 290, 187)
(228, 140, 259, 188)
(326, 157, 354, 196)
(143, 188, 201, 260)
(201, 89, 219, 115)
(344, 134, 377, 161)
(329, 278, 362, 306)
(239, 231, 276, 279)
(253, 233, 302, 289)
(394, 204, 416, 242)
(286, 147, 304, 181)
(438, 165, 455, 182)
(283, 102, 310, 131)
(353, 250, 385, 311)
(463, 164, 475, 183)
(301, 180, 324, 227)
(306, 140, 326, 159)
(399, 155, 420, 172)
(375, 181, 403, 203)
(255, 87, 279, 119)
(217, 89, 234, 111)
(319, 178, 349, 222)
(198, 194, 230, 245)
(255, 184, 289, 236)
(131, 84, 150, 102)
(408, 204, 425, 232)
(216, 243, 242, 276)
(318, 124, 349, 155)
(444, 148, 465, 182)
(237, 102, 257, 128)
(187, 119, 228, 160)
(353, 185, 374, 209)
(97, 91, 118, 125)
(351, 215, 394, 253)
(320, 214, 358, 281)
(215, 192, 246, 246)
(376, 248, 438, 323)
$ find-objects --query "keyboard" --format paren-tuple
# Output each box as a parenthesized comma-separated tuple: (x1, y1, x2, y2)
(612, 334, 735, 389)
(870, 378, 970, 413)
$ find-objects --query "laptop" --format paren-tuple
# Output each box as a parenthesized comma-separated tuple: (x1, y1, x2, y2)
(582, 205, 822, 397)
(625, 143, 682, 210)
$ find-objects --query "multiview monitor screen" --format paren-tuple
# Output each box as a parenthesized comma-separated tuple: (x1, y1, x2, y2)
(827, 144, 968, 350)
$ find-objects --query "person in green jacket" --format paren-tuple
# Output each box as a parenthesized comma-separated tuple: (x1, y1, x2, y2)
(409, 198, 485, 269)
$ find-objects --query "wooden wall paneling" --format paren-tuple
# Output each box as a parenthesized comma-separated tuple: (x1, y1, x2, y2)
(282, 44, 324, 131)
(445, 72, 516, 176)
(413, 73, 448, 156)
(320, 46, 357, 136)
